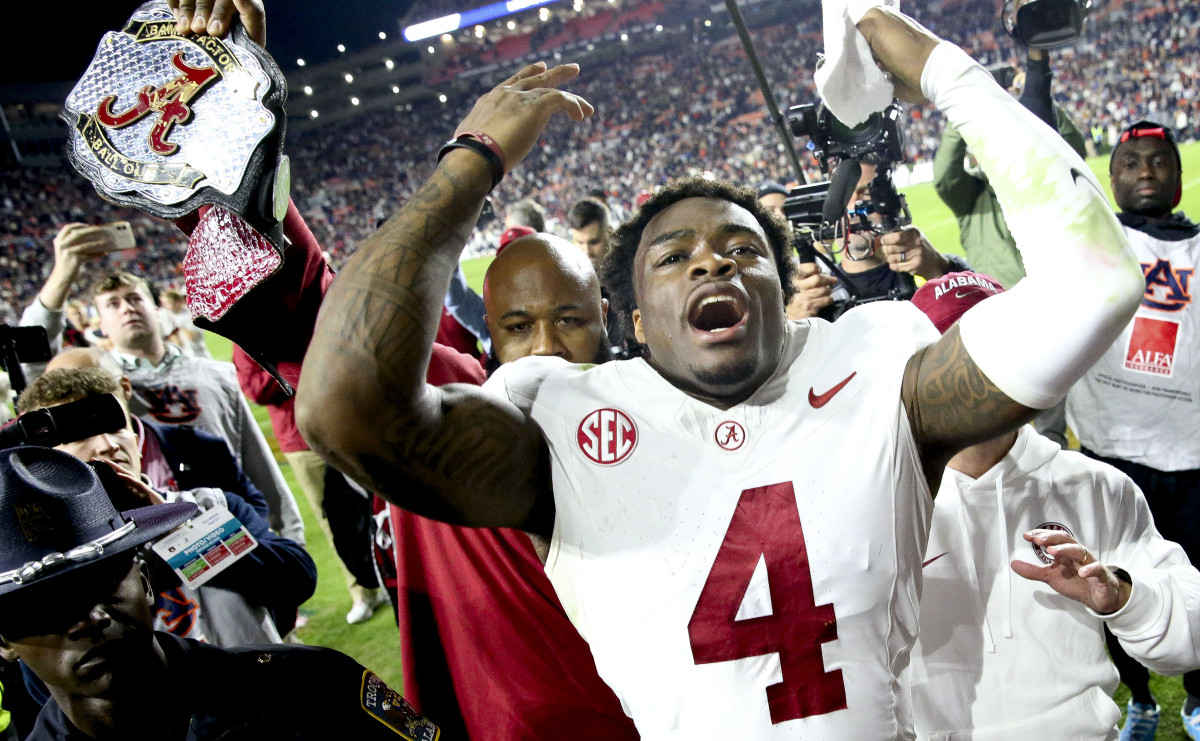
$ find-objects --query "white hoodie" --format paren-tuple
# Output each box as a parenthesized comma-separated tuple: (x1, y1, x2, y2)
(911, 426, 1200, 740)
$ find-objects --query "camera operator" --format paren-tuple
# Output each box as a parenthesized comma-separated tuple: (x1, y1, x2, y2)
(933, 48, 1088, 291)
(790, 158, 970, 320)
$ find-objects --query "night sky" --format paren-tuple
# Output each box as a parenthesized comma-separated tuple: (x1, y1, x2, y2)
(5, 0, 417, 86)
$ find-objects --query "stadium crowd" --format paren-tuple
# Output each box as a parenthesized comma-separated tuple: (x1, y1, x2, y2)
(1, 0, 1200, 739)
(2, 0, 1197, 324)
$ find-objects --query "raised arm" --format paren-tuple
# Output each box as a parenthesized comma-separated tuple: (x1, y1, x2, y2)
(854, 9, 1144, 478)
(297, 64, 592, 535)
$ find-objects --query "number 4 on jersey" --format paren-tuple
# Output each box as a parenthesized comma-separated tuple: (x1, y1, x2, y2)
(687, 482, 847, 723)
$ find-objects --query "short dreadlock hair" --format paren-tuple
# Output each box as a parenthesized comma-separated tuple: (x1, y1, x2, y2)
(600, 177, 796, 342)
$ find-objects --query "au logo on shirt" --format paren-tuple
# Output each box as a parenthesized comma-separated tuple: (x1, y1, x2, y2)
(577, 408, 637, 465)
(1141, 259, 1193, 312)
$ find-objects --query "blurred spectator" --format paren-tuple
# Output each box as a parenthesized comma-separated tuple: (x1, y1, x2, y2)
(233, 346, 387, 625)
(504, 197, 547, 232)
(1067, 120, 1200, 738)
(16, 367, 316, 648)
(158, 287, 211, 359)
(81, 272, 306, 545)
(566, 196, 612, 270)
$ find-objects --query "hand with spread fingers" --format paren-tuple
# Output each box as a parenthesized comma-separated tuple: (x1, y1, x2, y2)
(167, 0, 266, 47)
(453, 62, 595, 175)
(787, 262, 839, 320)
(878, 226, 951, 280)
(1011, 528, 1132, 614)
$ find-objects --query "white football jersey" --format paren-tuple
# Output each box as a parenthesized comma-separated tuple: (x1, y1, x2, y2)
(488, 302, 940, 739)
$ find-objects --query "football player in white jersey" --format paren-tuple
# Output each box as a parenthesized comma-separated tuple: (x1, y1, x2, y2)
(300, 7, 1145, 739)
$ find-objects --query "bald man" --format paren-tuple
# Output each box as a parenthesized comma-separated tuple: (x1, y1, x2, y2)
(390, 233, 638, 740)
(483, 233, 610, 367)
(46, 347, 133, 400)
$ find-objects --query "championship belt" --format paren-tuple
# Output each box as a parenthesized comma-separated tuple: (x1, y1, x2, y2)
(62, 1, 297, 387)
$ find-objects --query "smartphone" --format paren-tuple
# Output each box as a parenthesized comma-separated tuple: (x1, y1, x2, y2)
(100, 221, 137, 251)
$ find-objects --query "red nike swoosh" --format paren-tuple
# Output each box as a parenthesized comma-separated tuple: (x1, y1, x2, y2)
(923, 552, 948, 568)
(808, 371, 857, 408)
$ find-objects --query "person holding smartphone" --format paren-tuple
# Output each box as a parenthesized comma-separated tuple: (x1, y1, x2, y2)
(18, 222, 133, 382)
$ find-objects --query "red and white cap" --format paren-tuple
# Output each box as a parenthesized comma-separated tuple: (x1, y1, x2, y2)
(911, 271, 1005, 335)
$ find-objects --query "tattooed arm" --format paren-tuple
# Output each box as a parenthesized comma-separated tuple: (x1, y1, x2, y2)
(297, 63, 592, 535)
(852, 9, 1143, 486)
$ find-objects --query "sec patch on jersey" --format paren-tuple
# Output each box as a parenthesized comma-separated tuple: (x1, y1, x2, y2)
(577, 407, 638, 465)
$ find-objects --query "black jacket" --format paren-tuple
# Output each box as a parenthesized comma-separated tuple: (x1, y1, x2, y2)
(27, 633, 442, 740)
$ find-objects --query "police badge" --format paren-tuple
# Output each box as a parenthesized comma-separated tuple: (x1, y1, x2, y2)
(62, 1, 301, 388)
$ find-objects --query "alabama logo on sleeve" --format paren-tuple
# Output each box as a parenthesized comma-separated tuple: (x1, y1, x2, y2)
(1124, 316, 1179, 377)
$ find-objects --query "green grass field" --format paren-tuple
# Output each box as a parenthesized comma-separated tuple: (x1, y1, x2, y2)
(214, 140, 1200, 737)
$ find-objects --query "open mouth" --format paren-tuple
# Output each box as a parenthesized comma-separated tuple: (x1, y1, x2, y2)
(687, 285, 749, 337)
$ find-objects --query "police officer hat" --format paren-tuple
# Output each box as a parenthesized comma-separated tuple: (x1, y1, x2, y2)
(0, 447, 196, 605)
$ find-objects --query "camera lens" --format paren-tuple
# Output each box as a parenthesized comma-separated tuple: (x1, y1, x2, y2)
(825, 110, 882, 146)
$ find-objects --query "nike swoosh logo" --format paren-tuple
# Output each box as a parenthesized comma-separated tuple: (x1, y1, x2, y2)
(923, 552, 948, 568)
(808, 371, 857, 408)
(954, 290, 976, 299)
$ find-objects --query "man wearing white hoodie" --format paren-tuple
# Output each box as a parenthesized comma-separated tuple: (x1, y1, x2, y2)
(909, 271, 1200, 740)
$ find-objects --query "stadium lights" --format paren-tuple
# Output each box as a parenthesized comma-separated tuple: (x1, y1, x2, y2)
(379, 31, 387, 39)
(704, 19, 711, 26)
(507, 20, 516, 29)
(573, 0, 582, 10)
(428, 46, 436, 54)
(385, 59, 395, 69)
(303, 85, 313, 95)
(351, 97, 360, 106)
(344, 73, 354, 83)
(539, 7, 550, 21)
(403, 0, 560, 41)
(392, 85, 401, 93)
(442, 33, 454, 42)
(310, 110, 319, 118)
(337, 44, 346, 52)
(655, 24, 663, 32)
(475, 25, 486, 37)
(296, 58, 306, 67)
(438, 94, 448, 103)
(620, 32, 628, 41)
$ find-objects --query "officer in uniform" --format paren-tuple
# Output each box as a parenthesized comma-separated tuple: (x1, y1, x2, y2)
(0, 446, 441, 741)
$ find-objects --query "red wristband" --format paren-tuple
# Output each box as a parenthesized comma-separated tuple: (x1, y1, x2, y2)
(456, 131, 507, 174)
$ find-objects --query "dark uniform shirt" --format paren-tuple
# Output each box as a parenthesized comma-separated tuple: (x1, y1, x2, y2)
(27, 632, 440, 740)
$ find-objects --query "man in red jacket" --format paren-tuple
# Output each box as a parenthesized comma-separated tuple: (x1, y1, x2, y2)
(389, 234, 637, 740)
(233, 347, 387, 624)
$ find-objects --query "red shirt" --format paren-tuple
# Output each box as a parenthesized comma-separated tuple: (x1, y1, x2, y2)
(393, 347, 639, 740)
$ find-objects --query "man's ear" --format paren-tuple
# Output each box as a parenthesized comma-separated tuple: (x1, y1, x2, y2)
(600, 298, 609, 330)
(632, 308, 645, 344)
(120, 377, 134, 401)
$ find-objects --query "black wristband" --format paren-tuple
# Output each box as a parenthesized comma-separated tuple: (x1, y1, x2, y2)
(1110, 566, 1133, 586)
(437, 137, 504, 192)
